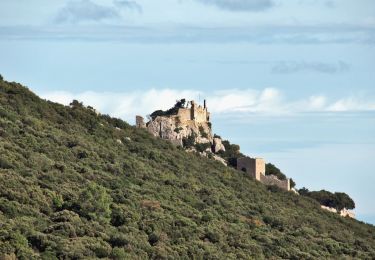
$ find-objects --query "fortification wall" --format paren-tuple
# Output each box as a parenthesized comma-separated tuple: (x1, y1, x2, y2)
(237, 157, 289, 191)
(136, 115, 146, 128)
(193, 106, 208, 123)
(237, 157, 257, 179)
(259, 174, 290, 191)
(177, 108, 192, 122)
(237, 157, 265, 180)
(256, 159, 265, 175)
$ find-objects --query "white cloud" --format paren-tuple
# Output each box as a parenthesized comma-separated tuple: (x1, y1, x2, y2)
(40, 88, 375, 123)
(327, 97, 375, 112)
(308, 95, 327, 110)
(271, 61, 350, 74)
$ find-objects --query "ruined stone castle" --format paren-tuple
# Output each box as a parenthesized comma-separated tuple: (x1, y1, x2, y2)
(136, 100, 225, 153)
(237, 157, 290, 191)
(136, 99, 290, 191)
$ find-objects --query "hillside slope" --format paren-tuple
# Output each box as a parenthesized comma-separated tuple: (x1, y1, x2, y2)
(0, 79, 374, 259)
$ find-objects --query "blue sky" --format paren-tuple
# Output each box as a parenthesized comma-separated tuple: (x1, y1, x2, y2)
(1, 0, 375, 224)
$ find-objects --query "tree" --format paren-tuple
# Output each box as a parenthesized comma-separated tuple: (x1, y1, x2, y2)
(175, 98, 186, 108)
(299, 189, 355, 211)
(334, 192, 355, 210)
(298, 187, 309, 196)
(0, 74, 3, 81)
(265, 163, 287, 180)
(290, 178, 296, 189)
(182, 132, 196, 148)
(70, 99, 83, 108)
(78, 183, 112, 223)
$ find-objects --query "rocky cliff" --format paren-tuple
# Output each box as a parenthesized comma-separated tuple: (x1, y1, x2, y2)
(136, 99, 225, 154)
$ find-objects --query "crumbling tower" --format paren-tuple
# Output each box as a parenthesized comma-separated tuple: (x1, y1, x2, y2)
(236, 157, 290, 191)
(135, 115, 146, 128)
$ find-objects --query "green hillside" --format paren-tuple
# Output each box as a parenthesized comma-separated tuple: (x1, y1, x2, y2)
(0, 78, 374, 259)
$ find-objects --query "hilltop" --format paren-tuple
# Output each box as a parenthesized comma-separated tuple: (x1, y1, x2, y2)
(0, 77, 374, 259)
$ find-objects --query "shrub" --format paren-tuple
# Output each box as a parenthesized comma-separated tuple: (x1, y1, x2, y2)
(194, 143, 211, 153)
(174, 127, 183, 133)
(182, 133, 196, 148)
(265, 163, 287, 180)
(199, 126, 208, 138)
(77, 183, 112, 223)
(0, 157, 13, 169)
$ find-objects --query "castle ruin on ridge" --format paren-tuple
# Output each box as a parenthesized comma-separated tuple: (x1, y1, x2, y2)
(136, 99, 225, 153)
(237, 157, 290, 191)
(136, 99, 290, 191)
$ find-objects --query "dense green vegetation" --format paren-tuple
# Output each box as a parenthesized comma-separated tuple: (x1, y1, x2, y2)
(299, 188, 355, 211)
(217, 139, 244, 168)
(0, 78, 374, 259)
(150, 99, 186, 120)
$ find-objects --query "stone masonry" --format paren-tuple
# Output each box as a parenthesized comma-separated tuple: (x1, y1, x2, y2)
(136, 115, 146, 128)
(136, 100, 225, 153)
(237, 157, 290, 191)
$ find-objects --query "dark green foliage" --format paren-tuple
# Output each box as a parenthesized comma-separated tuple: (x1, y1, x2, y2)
(194, 142, 211, 153)
(150, 99, 186, 119)
(199, 125, 208, 138)
(182, 132, 196, 148)
(77, 183, 112, 223)
(0, 80, 374, 259)
(0, 157, 12, 169)
(174, 127, 183, 133)
(0, 74, 3, 81)
(265, 163, 296, 188)
(299, 188, 355, 210)
(266, 163, 287, 180)
(218, 139, 244, 167)
(290, 178, 296, 189)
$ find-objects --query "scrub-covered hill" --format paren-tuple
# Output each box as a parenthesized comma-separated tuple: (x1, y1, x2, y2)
(0, 77, 374, 259)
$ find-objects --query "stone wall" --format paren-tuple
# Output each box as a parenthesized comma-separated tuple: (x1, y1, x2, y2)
(177, 108, 192, 122)
(237, 157, 290, 191)
(259, 174, 290, 191)
(237, 157, 265, 180)
(136, 115, 146, 128)
(191, 101, 209, 123)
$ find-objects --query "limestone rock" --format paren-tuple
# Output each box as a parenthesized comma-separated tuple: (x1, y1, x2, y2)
(213, 137, 225, 153)
(142, 100, 213, 147)
(340, 208, 355, 218)
(213, 154, 227, 166)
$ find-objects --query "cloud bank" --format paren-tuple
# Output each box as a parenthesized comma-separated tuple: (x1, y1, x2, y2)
(54, 0, 142, 24)
(2, 23, 374, 44)
(196, 0, 274, 11)
(55, 0, 119, 24)
(272, 61, 350, 74)
(40, 88, 375, 123)
(113, 0, 142, 13)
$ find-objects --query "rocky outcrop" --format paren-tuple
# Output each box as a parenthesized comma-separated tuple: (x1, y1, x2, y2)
(212, 154, 227, 166)
(138, 100, 214, 148)
(146, 115, 212, 146)
(213, 137, 225, 153)
(321, 205, 355, 219)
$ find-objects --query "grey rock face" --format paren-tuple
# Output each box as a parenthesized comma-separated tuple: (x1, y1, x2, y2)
(213, 137, 226, 153)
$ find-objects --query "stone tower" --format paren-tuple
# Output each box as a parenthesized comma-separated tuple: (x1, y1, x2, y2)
(237, 156, 290, 191)
(237, 157, 265, 180)
(135, 115, 146, 128)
